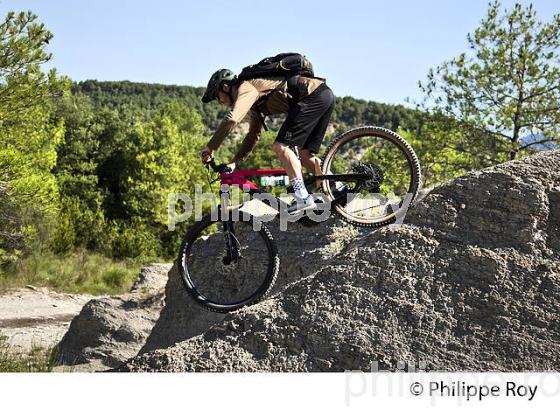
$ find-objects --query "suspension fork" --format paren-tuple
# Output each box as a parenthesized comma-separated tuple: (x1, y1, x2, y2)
(220, 187, 240, 265)
(222, 220, 240, 265)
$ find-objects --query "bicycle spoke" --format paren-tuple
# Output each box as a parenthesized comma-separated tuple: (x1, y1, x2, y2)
(184, 218, 272, 307)
(321, 127, 420, 226)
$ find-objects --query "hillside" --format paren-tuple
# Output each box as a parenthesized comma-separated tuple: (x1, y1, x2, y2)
(72, 80, 421, 133)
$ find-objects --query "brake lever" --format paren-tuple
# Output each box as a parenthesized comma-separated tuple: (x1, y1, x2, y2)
(216, 164, 233, 174)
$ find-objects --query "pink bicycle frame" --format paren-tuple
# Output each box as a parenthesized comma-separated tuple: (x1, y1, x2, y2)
(219, 168, 288, 192)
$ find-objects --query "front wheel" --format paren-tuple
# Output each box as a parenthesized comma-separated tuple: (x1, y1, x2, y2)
(178, 211, 279, 313)
(321, 126, 421, 228)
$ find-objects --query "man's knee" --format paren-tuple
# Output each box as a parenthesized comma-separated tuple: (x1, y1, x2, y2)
(299, 149, 312, 162)
(272, 142, 288, 155)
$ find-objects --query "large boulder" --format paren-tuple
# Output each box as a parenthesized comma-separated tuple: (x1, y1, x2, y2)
(56, 264, 170, 368)
(139, 218, 356, 354)
(118, 151, 560, 372)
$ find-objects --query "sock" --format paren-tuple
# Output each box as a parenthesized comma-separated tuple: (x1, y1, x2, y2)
(291, 177, 309, 200)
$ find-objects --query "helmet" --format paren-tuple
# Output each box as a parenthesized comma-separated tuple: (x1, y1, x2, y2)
(201, 68, 236, 103)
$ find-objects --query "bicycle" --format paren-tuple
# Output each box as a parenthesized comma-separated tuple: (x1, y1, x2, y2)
(178, 126, 421, 313)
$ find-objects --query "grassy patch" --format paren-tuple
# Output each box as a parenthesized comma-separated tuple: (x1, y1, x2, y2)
(0, 335, 57, 372)
(0, 250, 151, 295)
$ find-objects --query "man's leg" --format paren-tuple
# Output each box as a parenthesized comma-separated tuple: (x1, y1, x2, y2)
(299, 149, 321, 175)
(273, 84, 333, 212)
(300, 85, 335, 175)
(272, 142, 311, 202)
(272, 142, 302, 180)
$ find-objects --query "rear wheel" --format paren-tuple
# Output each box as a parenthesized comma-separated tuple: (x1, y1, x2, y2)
(178, 211, 279, 313)
(321, 126, 421, 227)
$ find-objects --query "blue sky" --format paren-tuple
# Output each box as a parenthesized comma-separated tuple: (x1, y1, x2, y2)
(1, 0, 558, 105)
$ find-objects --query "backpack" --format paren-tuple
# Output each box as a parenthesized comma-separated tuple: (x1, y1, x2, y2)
(238, 53, 322, 131)
(237, 53, 315, 82)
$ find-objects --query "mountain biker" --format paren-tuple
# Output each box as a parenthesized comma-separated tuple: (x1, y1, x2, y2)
(200, 68, 335, 215)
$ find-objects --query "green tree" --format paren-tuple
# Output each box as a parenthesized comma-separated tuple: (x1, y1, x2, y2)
(420, 1, 560, 160)
(121, 102, 208, 256)
(50, 95, 111, 253)
(399, 122, 508, 188)
(0, 11, 65, 124)
(0, 11, 67, 263)
(53, 95, 101, 205)
(50, 97, 210, 259)
(124, 102, 206, 223)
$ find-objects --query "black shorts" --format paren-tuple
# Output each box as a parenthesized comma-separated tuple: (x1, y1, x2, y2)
(275, 83, 335, 154)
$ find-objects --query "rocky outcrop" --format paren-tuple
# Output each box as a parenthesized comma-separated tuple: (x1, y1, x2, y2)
(119, 151, 560, 372)
(56, 222, 356, 369)
(56, 264, 170, 368)
(139, 219, 356, 354)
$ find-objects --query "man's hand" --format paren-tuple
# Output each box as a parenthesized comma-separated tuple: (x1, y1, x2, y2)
(200, 147, 213, 164)
(226, 162, 236, 172)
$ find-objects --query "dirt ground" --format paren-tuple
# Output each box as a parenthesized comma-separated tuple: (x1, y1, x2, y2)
(0, 287, 93, 353)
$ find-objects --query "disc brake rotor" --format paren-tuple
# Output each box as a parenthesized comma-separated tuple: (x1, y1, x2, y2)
(350, 162, 384, 192)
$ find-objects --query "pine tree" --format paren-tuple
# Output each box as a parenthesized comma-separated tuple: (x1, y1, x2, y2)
(420, 1, 560, 160)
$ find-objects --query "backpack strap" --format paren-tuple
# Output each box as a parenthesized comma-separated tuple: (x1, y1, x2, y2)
(254, 107, 269, 132)
(249, 79, 290, 131)
(286, 75, 301, 104)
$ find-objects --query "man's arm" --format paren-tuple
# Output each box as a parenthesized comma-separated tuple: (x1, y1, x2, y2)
(232, 110, 264, 163)
(205, 82, 260, 152)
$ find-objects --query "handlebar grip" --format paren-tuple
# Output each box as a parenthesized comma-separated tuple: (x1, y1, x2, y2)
(204, 158, 218, 171)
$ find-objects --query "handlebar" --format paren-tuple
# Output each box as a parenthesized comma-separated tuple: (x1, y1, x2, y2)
(205, 158, 232, 174)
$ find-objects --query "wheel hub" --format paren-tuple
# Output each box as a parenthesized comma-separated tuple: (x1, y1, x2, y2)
(216, 256, 239, 275)
(350, 162, 384, 192)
